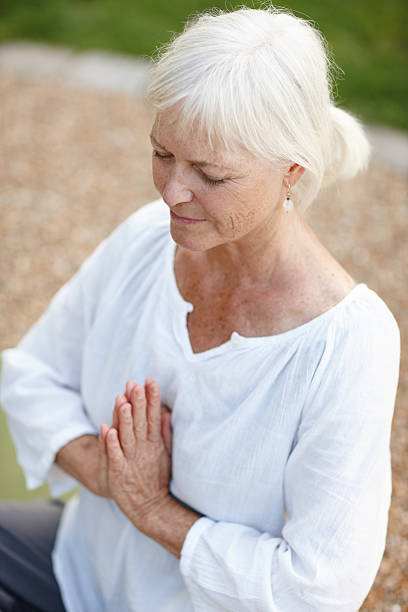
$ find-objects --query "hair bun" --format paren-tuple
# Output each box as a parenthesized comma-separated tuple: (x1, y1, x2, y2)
(323, 105, 371, 187)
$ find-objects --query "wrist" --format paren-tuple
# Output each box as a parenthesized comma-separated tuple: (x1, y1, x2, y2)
(139, 494, 202, 559)
(55, 434, 107, 496)
(137, 492, 175, 531)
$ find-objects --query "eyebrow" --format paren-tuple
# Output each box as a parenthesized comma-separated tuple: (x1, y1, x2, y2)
(149, 134, 233, 171)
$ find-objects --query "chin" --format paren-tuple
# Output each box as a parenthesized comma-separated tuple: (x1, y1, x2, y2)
(169, 225, 216, 252)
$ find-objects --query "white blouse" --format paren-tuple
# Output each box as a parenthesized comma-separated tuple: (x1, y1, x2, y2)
(1, 199, 400, 612)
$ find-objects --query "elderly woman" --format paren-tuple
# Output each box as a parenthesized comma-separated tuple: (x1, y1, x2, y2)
(0, 6, 400, 612)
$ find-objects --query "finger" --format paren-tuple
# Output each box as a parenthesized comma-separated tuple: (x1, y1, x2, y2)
(113, 394, 127, 430)
(99, 424, 109, 491)
(130, 384, 148, 440)
(161, 407, 173, 455)
(118, 402, 136, 458)
(100, 423, 110, 444)
(125, 382, 138, 421)
(125, 380, 137, 403)
(99, 423, 110, 458)
(145, 378, 161, 441)
(106, 427, 124, 471)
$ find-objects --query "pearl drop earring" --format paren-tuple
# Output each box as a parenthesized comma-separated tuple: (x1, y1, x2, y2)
(283, 183, 294, 213)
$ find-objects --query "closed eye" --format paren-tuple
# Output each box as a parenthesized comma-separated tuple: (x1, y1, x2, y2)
(153, 149, 226, 186)
(153, 150, 172, 159)
(194, 165, 226, 186)
(200, 172, 225, 186)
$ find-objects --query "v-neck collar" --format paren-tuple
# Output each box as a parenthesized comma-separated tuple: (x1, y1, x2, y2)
(165, 237, 368, 361)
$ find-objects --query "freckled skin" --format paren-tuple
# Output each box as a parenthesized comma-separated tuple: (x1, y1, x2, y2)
(150, 109, 356, 353)
(229, 210, 256, 238)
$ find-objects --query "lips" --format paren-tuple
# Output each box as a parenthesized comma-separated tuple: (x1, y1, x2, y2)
(170, 210, 206, 224)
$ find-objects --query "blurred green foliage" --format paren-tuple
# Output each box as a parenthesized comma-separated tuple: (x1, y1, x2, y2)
(0, 0, 407, 129)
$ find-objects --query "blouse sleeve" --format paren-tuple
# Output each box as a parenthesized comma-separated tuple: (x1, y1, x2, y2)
(179, 304, 401, 611)
(0, 213, 139, 497)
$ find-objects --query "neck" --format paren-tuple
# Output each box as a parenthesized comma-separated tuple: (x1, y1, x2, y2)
(184, 209, 313, 289)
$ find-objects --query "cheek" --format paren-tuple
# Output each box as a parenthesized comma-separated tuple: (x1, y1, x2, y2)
(152, 159, 166, 193)
(227, 208, 257, 237)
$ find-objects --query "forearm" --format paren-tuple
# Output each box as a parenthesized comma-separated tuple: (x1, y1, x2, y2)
(140, 495, 202, 559)
(55, 434, 106, 496)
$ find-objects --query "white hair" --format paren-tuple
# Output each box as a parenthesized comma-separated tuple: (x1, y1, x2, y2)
(147, 5, 370, 211)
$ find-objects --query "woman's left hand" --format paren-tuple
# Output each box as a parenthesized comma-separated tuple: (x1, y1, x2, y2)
(100, 378, 172, 531)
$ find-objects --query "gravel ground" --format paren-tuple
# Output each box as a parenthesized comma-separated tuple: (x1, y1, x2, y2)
(0, 74, 407, 610)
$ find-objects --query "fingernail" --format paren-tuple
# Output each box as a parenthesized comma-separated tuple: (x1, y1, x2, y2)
(146, 378, 158, 392)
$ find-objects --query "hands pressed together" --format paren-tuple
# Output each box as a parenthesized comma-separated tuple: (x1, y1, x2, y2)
(56, 377, 200, 557)
(97, 378, 174, 532)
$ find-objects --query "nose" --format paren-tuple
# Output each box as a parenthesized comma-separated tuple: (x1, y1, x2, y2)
(161, 165, 193, 207)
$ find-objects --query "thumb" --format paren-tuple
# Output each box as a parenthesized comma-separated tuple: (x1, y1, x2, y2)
(161, 405, 172, 455)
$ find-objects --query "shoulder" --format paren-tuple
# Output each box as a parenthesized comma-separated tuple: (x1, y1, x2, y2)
(280, 283, 400, 361)
(302, 284, 400, 414)
(328, 284, 400, 357)
(110, 198, 169, 246)
(61, 198, 170, 305)
(82, 198, 170, 275)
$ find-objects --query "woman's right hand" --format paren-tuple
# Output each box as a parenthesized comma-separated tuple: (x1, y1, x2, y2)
(112, 381, 173, 456)
(56, 383, 173, 498)
(98, 383, 172, 498)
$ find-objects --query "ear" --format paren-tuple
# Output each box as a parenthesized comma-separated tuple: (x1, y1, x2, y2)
(286, 163, 305, 187)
